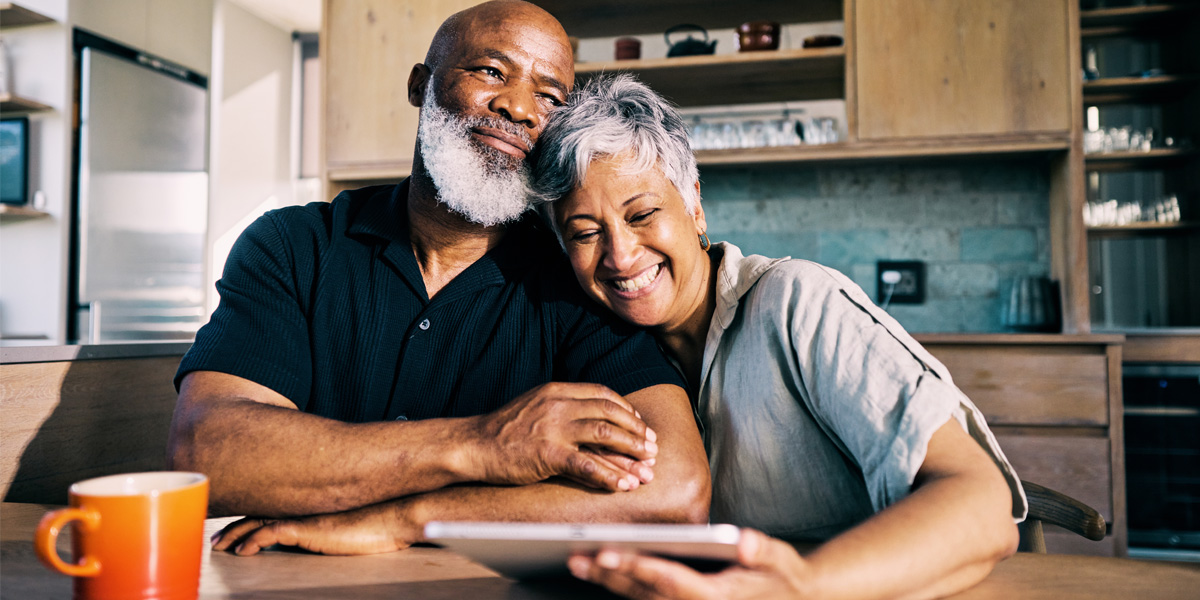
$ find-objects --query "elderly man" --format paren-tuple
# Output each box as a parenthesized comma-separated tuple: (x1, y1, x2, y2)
(168, 0, 708, 556)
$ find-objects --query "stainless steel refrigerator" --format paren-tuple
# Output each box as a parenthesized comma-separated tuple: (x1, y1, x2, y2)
(71, 32, 208, 343)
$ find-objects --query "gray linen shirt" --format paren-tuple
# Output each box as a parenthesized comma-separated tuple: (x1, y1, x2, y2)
(698, 242, 1027, 540)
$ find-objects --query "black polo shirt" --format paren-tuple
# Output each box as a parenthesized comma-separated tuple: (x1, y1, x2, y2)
(176, 181, 684, 423)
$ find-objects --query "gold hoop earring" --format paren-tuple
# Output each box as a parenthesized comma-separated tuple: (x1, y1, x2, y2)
(699, 232, 711, 251)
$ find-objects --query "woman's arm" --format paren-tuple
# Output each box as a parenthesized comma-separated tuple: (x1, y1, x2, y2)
(571, 418, 1018, 600)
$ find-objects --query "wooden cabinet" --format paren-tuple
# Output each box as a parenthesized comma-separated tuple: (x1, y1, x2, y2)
(919, 334, 1126, 556)
(321, 0, 477, 184)
(854, 0, 1073, 140)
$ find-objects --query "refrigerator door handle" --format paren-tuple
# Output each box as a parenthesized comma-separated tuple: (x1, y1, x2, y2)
(78, 301, 101, 345)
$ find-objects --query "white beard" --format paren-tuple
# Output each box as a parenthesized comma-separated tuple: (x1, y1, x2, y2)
(416, 87, 533, 227)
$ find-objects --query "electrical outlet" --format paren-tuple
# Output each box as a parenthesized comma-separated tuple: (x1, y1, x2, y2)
(877, 261, 925, 305)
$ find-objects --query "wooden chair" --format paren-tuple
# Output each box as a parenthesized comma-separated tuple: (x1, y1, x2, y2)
(1018, 480, 1107, 553)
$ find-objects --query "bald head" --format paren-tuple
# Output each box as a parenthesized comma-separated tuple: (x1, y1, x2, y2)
(425, 1, 569, 72)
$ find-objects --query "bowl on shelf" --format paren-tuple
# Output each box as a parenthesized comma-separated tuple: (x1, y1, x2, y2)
(736, 21, 780, 52)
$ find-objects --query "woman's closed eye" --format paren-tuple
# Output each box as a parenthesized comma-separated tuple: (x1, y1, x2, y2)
(629, 209, 657, 224)
(569, 229, 600, 243)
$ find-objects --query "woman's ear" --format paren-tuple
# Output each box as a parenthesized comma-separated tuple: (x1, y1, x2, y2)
(408, 64, 431, 107)
(692, 183, 707, 234)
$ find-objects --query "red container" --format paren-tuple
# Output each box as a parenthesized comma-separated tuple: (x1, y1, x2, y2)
(737, 21, 780, 52)
(615, 37, 641, 60)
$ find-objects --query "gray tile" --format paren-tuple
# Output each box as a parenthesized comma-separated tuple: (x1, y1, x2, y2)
(857, 195, 926, 228)
(928, 263, 1001, 298)
(850, 264, 878, 301)
(995, 192, 1050, 226)
(712, 231, 818, 261)
(818, 230, 889, 264)
(885, 228, 960, 262)
(923, 194, 1000, 227)
(960, 227, 1037, 262)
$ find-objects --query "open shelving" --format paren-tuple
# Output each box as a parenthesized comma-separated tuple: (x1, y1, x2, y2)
(0, 204, 49, 222)
(531, 0, 841, 38)
(0, 92, 53, 113)
(1084, 147, 1199, 171)
(576, 47, 845, 106)
(1081, 3, 1198, 37)
(0, 2, 53, 29)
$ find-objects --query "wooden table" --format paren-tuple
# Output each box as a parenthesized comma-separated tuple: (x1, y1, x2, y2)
(4, 503, 1198, 599)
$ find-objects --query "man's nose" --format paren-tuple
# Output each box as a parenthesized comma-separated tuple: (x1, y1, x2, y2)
(490, 83, 540, 133)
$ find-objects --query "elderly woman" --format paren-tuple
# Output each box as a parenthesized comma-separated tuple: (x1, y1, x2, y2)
(530, 74, 1027, 600)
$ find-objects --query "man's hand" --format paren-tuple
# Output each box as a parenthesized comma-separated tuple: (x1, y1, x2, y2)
(468, 382, 659, 492)
(210, 501, 418, 557)
(567, 529, 810, 600)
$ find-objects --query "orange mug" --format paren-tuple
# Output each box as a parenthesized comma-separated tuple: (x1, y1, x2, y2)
(35, 472, 209, 600)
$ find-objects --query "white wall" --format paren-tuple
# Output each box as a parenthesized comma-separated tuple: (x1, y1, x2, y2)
(206, 0, 295, 316)
(1, 0, 73, 342)
(1, 0, 296, 344)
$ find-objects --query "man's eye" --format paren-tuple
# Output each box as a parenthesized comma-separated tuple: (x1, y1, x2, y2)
(477, 66, 502, 78)
(542, 94, 565, 107)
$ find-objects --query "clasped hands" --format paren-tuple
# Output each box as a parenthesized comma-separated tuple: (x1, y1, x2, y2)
(211, 382, 658, 556)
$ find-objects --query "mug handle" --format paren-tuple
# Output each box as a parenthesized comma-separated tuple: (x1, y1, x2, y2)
(35, 507, 102, 577)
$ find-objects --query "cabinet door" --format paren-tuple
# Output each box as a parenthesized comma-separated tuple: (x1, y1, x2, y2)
(323, 0, 476, 176)
(854, 0, 1072, 140)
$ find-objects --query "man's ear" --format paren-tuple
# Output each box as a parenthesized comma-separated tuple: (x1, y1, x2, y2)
(408, 64, 431, 107)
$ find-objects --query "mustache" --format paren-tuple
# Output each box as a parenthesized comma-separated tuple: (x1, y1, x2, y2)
(460, 113, 534, 151)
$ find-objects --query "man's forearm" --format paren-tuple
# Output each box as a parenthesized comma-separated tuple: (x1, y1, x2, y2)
(399, 384, 711, 533)
(169, 373, 480, 517)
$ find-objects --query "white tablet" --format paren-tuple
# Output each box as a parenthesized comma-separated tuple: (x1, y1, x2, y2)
(424, 521, 742, 580)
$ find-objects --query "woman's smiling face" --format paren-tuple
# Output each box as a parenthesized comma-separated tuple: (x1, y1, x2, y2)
(556, 155, 709, 331)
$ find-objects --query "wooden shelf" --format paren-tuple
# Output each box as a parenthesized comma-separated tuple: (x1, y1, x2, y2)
(1080, 3, 1190, 30)
(0, 2, 54, 29)
(1083, 74, 1200, 104)
(576, 47, 845, 107)
(532, 0, 842, 38)
(1122, 333, 1200, 363)
(326, 161, 412, 182)
(0, 92, 53, 114)
(1086, 221, 1200, 238)
(695, 134, 1069, 167)
(0, 204, 49, 222)
(1084, 148, 1199, 171)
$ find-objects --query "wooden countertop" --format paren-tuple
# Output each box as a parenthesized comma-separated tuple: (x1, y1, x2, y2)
(3, 503, 1198, 599)
(915, 333, 1125, 345)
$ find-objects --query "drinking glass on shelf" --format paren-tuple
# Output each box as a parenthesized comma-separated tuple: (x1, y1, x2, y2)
(1110, 126, 1131, 152)
(1083, 129, 1105, 154)
(817, 117, 839, 144)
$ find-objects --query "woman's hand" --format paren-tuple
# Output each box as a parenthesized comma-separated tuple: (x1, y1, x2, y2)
(568, 528, 811, 600)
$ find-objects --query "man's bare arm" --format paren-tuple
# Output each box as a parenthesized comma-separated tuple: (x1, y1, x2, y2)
(209, 384, 711, 555)
(168, 371, 661, 517)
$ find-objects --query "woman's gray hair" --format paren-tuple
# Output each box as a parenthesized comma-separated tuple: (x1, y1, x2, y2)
(530, 74, 699, 228)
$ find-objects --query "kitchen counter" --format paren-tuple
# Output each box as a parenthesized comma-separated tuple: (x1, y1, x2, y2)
(0, 341, 191, 364)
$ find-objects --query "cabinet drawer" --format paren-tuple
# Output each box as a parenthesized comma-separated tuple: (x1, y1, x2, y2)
(927, 345, 1110, 426)
(996, 433, 1115, 556)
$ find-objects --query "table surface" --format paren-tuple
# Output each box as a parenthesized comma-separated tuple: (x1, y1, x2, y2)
(4, 503, 1199, 600)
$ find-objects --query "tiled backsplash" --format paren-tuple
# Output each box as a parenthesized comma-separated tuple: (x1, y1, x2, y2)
(700, 160, 1051, 333)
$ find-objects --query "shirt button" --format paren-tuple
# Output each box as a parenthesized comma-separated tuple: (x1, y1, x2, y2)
(419, 319, 431, 330)
(395, 414, 408, 421)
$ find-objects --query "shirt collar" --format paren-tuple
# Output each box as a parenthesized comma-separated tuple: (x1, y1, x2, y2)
(345, 179, 558, 295)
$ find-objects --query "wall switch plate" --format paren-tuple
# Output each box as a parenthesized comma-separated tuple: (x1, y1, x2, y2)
(877, 261, 925, 305)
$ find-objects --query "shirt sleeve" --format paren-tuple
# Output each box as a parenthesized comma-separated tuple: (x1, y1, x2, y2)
(551, 290, 687, 396)
(778, 262, 1027, 520)
(174, 210, 314, 408)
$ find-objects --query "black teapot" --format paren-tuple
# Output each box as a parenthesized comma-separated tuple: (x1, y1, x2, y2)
(665, 24, 717, 57)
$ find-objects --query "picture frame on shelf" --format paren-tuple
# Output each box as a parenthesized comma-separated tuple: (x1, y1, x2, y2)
(0, 115, 29, 204)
